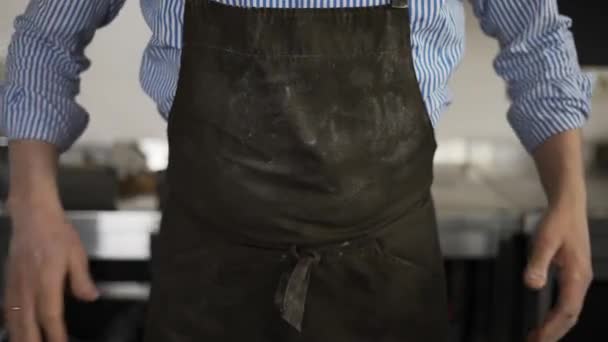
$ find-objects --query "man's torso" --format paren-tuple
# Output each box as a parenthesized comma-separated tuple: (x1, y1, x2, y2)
(139, 0, 465, 124)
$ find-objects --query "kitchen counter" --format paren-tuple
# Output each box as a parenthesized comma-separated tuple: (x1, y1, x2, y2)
(1, 139, 607, 262)
(1, 175, 606, 261)
(0, 167, 605, 303)
(0, 210, 517, 261)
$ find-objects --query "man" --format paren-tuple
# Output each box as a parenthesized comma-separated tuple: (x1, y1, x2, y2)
(0, 0, 593, 341)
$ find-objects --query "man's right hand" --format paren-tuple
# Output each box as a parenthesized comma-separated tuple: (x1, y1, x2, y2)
(5, 205, 99, 342)
(5, 206, 99, 342)
(4, 140, 99, 342)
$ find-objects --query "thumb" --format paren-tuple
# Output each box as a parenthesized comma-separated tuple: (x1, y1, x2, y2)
(525, 230, 560, 290)
(68, 248, 99, 301)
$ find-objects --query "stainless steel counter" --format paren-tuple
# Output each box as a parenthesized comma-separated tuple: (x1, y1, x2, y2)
(0, 171, 604, 303)
(0, 209, 515, 260)
(1, 174, 604, 261)
(1, 138, 606, 264)
(0, 209, 513, 301)
(68, 211, 160, 260)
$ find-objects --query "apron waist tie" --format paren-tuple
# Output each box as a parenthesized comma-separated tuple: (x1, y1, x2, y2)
(274, 246, 321, 332)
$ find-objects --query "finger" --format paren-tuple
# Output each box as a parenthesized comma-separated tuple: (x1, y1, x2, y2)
(525, 231, 560, 289)
(5, 261, 42, 342)
(532, 310, 561, 342)
(68, 246, 98, 301)
(536, 268, 589, 341)
(37, 265, 68, 342)
(6, 305, 42, 342)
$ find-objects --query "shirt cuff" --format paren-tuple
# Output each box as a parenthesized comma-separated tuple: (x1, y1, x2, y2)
(507, 70, 593, 153)
(508, 100, 590, 153)
(1, 88, 89, 152)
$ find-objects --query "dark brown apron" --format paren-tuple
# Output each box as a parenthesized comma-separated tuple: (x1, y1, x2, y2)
(145, 0, 448, 340)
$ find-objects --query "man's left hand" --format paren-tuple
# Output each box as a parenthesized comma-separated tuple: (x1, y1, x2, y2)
(525, 204, 593, 342)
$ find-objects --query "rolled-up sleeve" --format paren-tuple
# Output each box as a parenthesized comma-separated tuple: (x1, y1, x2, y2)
(470, 0, 593, 152)
(0, 0, 126, 151)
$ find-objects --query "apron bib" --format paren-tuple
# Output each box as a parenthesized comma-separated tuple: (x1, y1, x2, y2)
(145, 1, 448, 340)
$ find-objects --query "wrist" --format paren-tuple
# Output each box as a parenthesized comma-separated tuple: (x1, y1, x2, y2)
(548, 197, 587, 218)
(7, 192, 64, 219)
(547, 184, 587, 211)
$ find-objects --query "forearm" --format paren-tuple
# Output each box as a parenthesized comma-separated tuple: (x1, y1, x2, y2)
(7, 140, 63, 218)
(532, 129, 587, 211)
(4, 142, 99, 342)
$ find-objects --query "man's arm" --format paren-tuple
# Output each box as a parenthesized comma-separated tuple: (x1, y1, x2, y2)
(1, 0, 126, 151)
(5, 140, 97, 342)
(527, 130, 592, 341)
(1, 2, 126, 342)
(469, 1, 593, 341)
(470, 0, 592, 152)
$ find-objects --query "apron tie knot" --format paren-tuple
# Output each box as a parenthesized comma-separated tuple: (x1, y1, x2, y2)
(274, 246, 321, 332)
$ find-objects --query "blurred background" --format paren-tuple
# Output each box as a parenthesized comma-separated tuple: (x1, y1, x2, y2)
(0, 1, 607, 341)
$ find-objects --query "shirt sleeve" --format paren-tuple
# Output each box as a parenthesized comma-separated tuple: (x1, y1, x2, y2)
(0, 0, 127, 151)
(469, 0, 593, 152)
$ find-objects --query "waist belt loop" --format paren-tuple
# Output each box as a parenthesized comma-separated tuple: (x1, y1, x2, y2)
(390, 0, 409, 9)
(275, 246, 321, 332)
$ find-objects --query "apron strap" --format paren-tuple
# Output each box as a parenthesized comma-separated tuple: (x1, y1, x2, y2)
(274, 239, 364, 331)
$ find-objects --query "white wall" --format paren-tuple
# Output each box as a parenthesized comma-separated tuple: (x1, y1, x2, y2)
(1, 0, 607, 146)
(438, 1, 513, 142)
(0, 0, 166, 143)
(0, 1, 23, 58)
(77, 1, 166, 143)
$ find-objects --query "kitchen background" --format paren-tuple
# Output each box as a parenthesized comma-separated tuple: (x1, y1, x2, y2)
(2, 0, 608, 144)
(1, 1, 607, 342)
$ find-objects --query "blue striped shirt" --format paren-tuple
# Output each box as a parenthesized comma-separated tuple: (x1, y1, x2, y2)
(0, 0, 592, 152)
